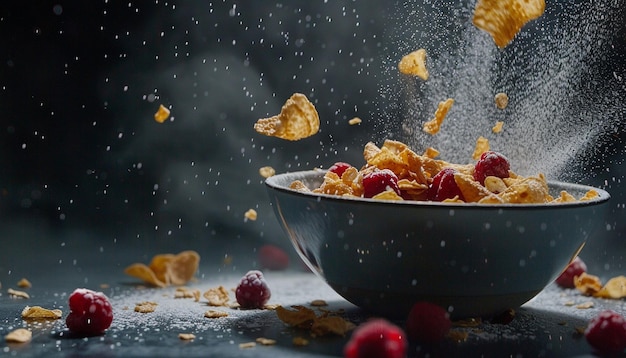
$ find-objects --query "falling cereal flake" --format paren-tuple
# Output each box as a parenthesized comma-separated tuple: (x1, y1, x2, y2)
(472, 136, 490, 160)
(244, 209, 257, 221)
(258, 166, 275, 178)
(492, 121, 504, 133)
(494, 92, 509, 109)
(473, 0, 546, 48)
(423, 98, 454, 135)
(154, 104, 170, 123)
(398, 49, 429, 80)
(17, 278, 31, 288)
(254, 93, 319, 141)
(348, 117, 362, 125)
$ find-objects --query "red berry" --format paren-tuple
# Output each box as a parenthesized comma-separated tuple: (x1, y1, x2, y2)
(428, 168, 464, 201)
(406, 301, 451, 344)
(258, 244, 290, 271)
(235, 270, 271, 309)
(344, 319, 407, 358)
(555, 256, 587, 288)
(362, 169, 401, 198)
(473, 151, 510, 185)
(585, 310, 626, 354)
(66, 288, 113, 336)
(329, 162, 352, 177)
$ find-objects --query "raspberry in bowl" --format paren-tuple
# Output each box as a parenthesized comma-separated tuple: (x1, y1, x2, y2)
(264, 141, 610, 319)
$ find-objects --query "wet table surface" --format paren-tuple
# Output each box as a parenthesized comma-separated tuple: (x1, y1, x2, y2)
(1, 256, 625, 358)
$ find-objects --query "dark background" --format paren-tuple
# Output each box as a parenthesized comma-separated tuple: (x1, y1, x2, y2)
(0, 1, 624, 275)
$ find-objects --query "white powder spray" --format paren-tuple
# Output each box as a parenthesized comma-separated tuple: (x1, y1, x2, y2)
(377, 0, 626, 182)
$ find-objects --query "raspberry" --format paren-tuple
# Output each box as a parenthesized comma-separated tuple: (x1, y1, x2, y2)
(406, 301, 451, 344)
(343, 319, 407, 358)
(362, 169, 401, 198)
(473, 151, 510, 185)
(555, 256, 587, 288)
(65, 288, 113, 336)
(258, 244, 290, 271)
(585, 310, 626, 354)
(427, 168, 464, 201)
(329, 162, 352, 177)
(235, 270, 271, 309)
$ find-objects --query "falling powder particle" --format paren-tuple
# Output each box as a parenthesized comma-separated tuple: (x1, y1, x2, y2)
(386, 2, 626, 181)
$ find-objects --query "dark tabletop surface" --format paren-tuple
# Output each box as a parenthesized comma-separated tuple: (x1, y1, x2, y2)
(1, 228, 624, 358)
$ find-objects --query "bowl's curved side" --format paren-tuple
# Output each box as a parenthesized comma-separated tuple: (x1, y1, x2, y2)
(265, 171, 610, 318)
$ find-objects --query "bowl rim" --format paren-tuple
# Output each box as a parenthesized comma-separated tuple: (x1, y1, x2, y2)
(265, 169, 611, 209)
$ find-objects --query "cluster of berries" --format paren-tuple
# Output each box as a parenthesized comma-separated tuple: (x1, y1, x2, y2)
(330, 151, 511, 201)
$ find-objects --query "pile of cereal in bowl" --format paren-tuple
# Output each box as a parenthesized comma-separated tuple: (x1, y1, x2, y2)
(290, 139, 598, 204)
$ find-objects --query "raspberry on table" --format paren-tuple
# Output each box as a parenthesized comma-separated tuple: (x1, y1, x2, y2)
(65, 288, 113, 336)
(473, 151, 510, 185)
(428, 168, 464, 201)
(343, 318, 407, 358)
(585, 310, 626, 354)
(235, 270, 271, 309)
(405, 301, 451, 344)
(328, 162, 352, 177)
(362, 169, 401, 198)
(555, 256, 587, 288)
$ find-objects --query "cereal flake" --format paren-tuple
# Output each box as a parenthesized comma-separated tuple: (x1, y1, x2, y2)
(423, 98, 454, 135)
(154, 104, 171, 123)
(254, 93, 320, 141)
(473, 0, 546, 48)
(398, 49, 429, 80)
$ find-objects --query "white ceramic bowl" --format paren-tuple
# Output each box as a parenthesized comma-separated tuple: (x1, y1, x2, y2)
(265, 170, 610, 318)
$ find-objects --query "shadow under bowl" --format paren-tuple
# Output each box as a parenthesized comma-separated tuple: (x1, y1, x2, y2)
(265, 170, 611, 319)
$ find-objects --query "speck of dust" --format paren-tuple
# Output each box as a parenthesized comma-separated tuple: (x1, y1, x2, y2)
(379, 0, 626, 183)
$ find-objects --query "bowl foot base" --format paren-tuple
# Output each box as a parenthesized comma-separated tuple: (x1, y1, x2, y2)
(327, 282, 541, 320)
